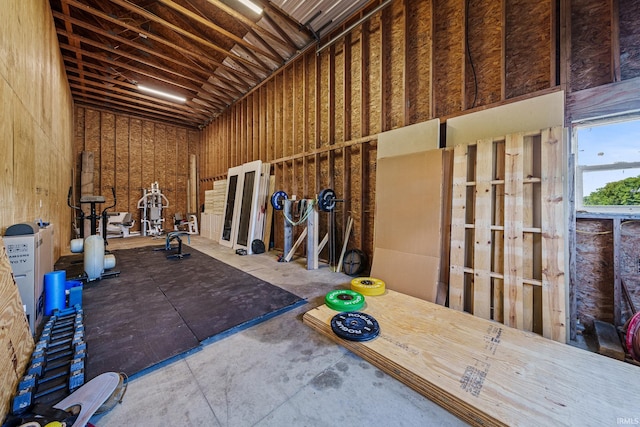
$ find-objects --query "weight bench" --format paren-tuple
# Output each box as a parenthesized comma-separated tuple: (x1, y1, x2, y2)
(154, 231, 191, 259)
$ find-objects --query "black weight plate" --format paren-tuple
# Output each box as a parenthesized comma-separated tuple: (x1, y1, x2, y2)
(318, 188, 336, 212)
(343, 249, 368, 276)
(270, 190, 288, 211)
(330, 311, 380, 342)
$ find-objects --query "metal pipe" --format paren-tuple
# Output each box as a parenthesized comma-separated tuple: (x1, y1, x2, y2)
(316, 0, 393, 55)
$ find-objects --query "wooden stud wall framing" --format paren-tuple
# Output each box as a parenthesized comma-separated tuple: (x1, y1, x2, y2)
(198, 0, 640, 264)
(449, 126, 566, 343)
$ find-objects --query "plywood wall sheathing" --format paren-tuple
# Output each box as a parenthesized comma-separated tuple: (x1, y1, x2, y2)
(449, 127, 566, 342)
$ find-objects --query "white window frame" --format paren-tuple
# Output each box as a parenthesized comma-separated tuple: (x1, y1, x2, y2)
(573, 115, 640, 215)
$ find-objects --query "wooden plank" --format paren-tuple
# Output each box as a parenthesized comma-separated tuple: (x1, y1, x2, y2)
(449, 144, 469, 311)
(522, 135, 535, 332)
(540, 127, 566, 342)
(503, 132, 524, 330)
(593, 320, 625, 361)
(473, 139, 493, 319)
(303, 290, 640, 426)
(492, 141, 505, 323)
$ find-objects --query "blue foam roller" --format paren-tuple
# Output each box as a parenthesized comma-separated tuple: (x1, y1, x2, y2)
(44, 270, 66, 316)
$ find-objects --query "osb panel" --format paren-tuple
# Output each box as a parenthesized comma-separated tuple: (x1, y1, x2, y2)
(85, 109, 101, 193)
(154, 124, 167, 189)
(100, 112, 115, 201)
(252, 93, 260, 161)
(305, 52, 317, 150)
(575, 219, 614, 328)
(165, 126, 178, 221)
(319, 50, 330, 147)
(73, 108, 85, 193)
(350, 29, 363, 138)
(294, 63, 305, 153)
(266, 79, 276, 161)
(115, 117, 130, 211)
(364, 144, 377, 265)
(433, 0, 464, 117)
(570, 0, 612, 92)
(406, 0, 432, 124)
(334, 42, 345, 144)
(466, 0, 503, 107)
(386, 0, 406, 130)
(619, 0, 640, 80)
(368, 14, 383, 135)
(620, 220, 640, 322)
(349, 146, 363, 248)
(275, 75, 284, 159)
(129, 119, 142, 225)
(284, 67, 294, 157)
(258, 88, 266, 160)
(505, 0, 551, 98)
(141, 121, 155, 188)
(293, 159, 305, 198)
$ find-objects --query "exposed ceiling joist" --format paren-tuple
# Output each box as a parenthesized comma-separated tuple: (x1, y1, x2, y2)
(50, 0, 371, 128)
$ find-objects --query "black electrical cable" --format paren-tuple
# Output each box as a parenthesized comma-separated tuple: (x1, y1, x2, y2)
(465, 0, 478, 109)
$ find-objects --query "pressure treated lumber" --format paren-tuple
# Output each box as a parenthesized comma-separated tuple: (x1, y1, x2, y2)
(303, 290, 640, 426)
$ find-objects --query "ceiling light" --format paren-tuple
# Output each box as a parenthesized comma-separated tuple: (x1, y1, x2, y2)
(238, 0, 262, 15)
(137, 85, 186, 103)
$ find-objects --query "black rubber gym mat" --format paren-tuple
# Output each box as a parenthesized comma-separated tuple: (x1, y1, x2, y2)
(55, 245, 304, 380)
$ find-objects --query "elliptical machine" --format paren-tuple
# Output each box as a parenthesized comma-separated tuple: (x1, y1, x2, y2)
(67, 187, 119, 281)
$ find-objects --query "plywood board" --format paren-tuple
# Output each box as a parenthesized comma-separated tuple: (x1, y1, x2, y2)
(371, 149, 446, 303)
(0, 237, 34, 422)
(303, 290, 640, 426)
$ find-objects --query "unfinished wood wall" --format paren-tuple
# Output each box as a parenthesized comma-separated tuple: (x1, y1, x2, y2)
(576, 218, 640, 330)
(73, 107, 200, 237)
(0, 0, 74, 421)
(199, 0, 640, 262)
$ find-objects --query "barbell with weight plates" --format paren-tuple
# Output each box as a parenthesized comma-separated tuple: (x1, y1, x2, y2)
(270, 190, 288, 211)
(317, 188, 340, 212)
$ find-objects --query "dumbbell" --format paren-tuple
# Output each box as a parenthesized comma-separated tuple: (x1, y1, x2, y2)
(12, 347, 86, 414)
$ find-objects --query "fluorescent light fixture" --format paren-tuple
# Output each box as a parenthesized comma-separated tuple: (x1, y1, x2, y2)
(137, 85, 186, 103)
(238, 0, 262, 15)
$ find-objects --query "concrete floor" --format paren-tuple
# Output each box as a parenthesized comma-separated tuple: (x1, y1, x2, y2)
(90, 236, 467, 426)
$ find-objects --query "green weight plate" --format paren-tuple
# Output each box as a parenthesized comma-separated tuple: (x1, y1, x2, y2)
(325, 289, 365, 312)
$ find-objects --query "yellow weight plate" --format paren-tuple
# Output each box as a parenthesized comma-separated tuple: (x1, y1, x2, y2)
(350, 277, 386, 296)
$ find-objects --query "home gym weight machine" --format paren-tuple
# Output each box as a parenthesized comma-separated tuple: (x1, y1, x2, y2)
(271, 189, 344, 270)
(137, 182, 169, 237)
(67, 187, 119, 281)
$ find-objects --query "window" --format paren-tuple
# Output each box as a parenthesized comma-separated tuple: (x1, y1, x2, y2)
(575, 117, 640, 213)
